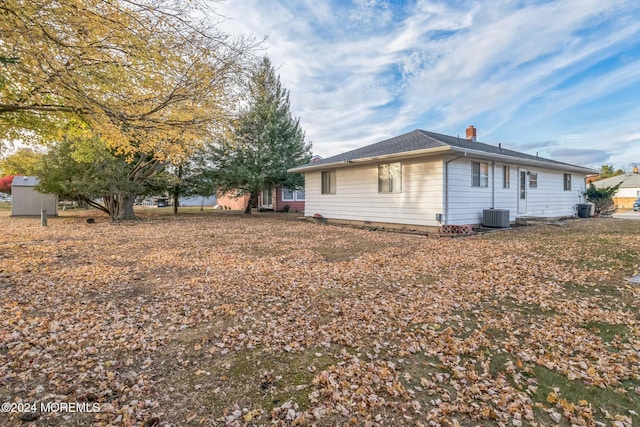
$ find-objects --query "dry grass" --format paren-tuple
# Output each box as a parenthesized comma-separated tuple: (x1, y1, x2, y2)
(0, 211, 638, 426)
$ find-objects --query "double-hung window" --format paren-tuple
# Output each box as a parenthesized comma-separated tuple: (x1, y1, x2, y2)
(321, 170, 336, 194)
(378, 162, 402, 193)
(472, 162, 489, 187)
(282, 188, 306, 201)
(282, 188, 295, 201)
(563, 173, 571, 191)
(503, 165, 511, 188)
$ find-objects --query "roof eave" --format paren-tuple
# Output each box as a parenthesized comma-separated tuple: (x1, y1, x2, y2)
(288, 146, 454, 173)
(288, 145, 598, 175)
(447, 147, 598, 174)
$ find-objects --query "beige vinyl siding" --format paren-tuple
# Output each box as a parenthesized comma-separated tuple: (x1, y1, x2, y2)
(304, 158, 443, 226)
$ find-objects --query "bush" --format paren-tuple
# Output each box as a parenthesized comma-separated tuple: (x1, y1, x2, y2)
(584, 183, 620, 215)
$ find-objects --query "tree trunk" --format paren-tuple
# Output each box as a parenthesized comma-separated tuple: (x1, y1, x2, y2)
(173, 164, 182, 215)
(244, 191, 257, 214)
(104, 192, 136, 220)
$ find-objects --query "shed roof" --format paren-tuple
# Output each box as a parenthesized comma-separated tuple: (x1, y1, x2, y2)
(11, 176, 39, 187)
(290, 129, 596, 174)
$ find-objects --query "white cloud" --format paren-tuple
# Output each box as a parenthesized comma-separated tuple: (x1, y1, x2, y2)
(214, 0, 640, 166)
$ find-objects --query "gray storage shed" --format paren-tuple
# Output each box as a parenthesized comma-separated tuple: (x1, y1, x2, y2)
(11, 176, 58, 216)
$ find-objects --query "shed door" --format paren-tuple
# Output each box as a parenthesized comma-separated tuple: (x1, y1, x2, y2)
(518, 169, 527, 214)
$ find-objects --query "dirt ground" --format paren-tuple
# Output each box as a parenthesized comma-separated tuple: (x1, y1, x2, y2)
(0, 211, 638, 426)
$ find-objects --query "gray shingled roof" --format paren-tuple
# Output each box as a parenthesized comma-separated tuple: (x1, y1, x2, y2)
(593, 173, 640, 188)
(293, 129, 595, 173)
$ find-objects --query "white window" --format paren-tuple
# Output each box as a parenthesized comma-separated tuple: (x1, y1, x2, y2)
(378, 162, 402, 193)
(472, 162, 489, 187)
(503, 166, 511, 188)
(529, 172, 538, 188)
(282, 188, 305, 201)
(282, 188, 294, 201)
(321, 170, 336, 194)
(563, 173, 571, 191)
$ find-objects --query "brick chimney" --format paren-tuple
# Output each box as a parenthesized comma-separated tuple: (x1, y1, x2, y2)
(466, 125, 477, 142)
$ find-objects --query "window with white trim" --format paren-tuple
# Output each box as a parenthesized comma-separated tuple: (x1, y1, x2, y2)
(503, 165, 511, 189)
(472, 162, 489, 187)
(282, 188, 305, 201)
(529, 172, 538, 188)
(321, 170, 336, 194)
(282, 188, 294, 201)
(563, 173, 571, 191)
(378, 162, 402, 193)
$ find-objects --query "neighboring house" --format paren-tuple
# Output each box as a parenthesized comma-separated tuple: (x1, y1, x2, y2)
(11, 176, 58, 217)
(276, 187, 306, 212)
(289, 126, 597, 231)
(215, 192, 252, 210)
(592, 166, 640, 209)
(258, 187, 305, 212)
(217, 156, 320, 212)
(216, 187, 305, 212)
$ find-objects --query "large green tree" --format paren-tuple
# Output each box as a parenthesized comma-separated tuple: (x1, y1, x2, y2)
(210, 56, 311, 214)
(0, 147, 44, 176)
(36, 132, 170, 218)
(0, 0, 255, 219)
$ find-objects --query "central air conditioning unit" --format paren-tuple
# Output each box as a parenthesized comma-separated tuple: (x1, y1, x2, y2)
(482, 209, 510, 228)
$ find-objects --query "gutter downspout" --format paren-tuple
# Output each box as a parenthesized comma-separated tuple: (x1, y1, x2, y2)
(491, 161, 496, 209)
(443, 153, 466, 225)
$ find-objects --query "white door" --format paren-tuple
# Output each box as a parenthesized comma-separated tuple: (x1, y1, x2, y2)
(261, 189, 273, 209)
(518, 169, 527, 214)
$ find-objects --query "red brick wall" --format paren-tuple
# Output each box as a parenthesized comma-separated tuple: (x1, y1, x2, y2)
(276, 187, 305, 212)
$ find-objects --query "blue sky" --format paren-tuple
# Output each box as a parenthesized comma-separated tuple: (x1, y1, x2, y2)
(217, 0, 640, 169)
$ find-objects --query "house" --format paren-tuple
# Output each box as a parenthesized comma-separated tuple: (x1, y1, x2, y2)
(216, 187, 305, 212)
(11, 176, 58, 217)
(257, 187, 305, 212)
(215, 192, 252, 210)
(592, 166, 640, 209)
(289, 126, 597, 231)
(216, 156, 319, 212)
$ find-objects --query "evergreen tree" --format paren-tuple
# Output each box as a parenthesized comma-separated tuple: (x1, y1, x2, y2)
(598, 165, 624, 178)
(210, 56, 311, 214)
(585, 183, 620, 216)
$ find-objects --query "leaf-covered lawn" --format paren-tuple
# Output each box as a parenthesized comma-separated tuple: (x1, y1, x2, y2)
(1, 211, 639, 426)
